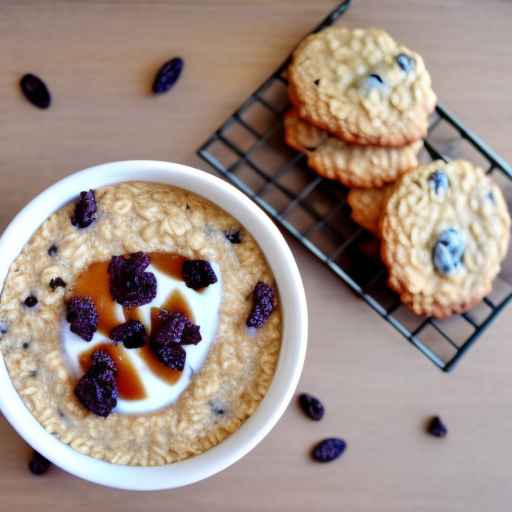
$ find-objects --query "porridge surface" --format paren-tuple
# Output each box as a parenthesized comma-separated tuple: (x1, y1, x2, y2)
(0, 182, 281, 466)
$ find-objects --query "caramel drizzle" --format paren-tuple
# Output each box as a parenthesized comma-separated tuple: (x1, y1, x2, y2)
(71, 253, 194, 400)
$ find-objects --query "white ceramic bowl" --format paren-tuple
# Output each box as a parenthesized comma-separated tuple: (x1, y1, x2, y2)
(0, 161, 308, 490)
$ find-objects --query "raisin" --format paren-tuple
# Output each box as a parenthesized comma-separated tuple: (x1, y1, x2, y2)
(427, 416, 448, 438)
(20, 74, 51, 109)
(433, 228, 464, 276)
(0, 321, 8, 335)
(22, 342, 30, 350)
(360, 73, 388, 94)
(246, 282, 275, 328)
(368, 73, 384, 84)
(23, 295, 38, 308)
(28, 450, 51, 475)
(108, 252, 157, 307)
(224, 229, 242, 244)
(152, 57, 184, 95)
(298, 393, 325, 421)
(313, 79, 320, 86)
(210, 400, 226, 416)
(153, 310, 201, 345)
(182, 321, 202, 345)
(47, 244, 58, 256)
(49, 277, 67, 291)
(153, 311, 187, 344)
(110, 320, 147, 349)
(182, 260, 218, 290)
(66, 296, 98, 341)
(74, 350, 118, 417)
(90, 350, 118, 374)
(150, 340, 186, 371)
(71, 190, 97, 229)
(428, 170, 449, 196)
(311, 438, 346, 463)
(396, 53, 415, 73)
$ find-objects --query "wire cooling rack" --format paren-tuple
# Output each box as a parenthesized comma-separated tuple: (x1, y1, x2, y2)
(197, 0, 512, 371)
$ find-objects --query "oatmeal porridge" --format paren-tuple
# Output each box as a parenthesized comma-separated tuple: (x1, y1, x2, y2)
(0, 182, 281, 466)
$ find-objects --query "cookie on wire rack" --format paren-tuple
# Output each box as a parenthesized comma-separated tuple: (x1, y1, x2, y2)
(285, 109, 421, 188)
(381, 160, 511, 318)
(288, 27, 437, 147)
(347, 185, 394, 236)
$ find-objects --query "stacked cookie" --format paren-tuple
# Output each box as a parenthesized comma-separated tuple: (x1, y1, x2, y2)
(285, 27, 511, 318)
(286, 27, 436, 188)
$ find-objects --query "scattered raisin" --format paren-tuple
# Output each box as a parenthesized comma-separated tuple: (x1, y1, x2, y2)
(47, 244, 58, 256)
(427, 416, 448, 438)
(108, 252, 157, 307)
(66, 296, 98, 341)
(182, 260, 218, 290)
(246, 282, 275, 328)
(23, 295, 38, 308)
(20, 74, 51, 109)
(298, 393, 325, 421)
(74, 350, 118, 417)
(28, 450, 51, 475)
(71, 190, 97, 229)
(224, 229, 242, 244)
(110, 320, 147, 349)
(311, 438, 346, 463)
(313, 79, 320, 86)
(152, 57, 184, 95)
(49, 277, 67, 291)
(22, 342, 30, 350)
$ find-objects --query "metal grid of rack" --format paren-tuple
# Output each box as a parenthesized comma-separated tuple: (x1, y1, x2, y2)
(197, 0, 512, 371)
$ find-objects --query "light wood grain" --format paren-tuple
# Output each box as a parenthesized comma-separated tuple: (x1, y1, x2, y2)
(1, 1, 512, 510)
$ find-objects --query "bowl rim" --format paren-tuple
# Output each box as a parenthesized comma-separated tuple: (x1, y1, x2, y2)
(0, 160, 308, 490)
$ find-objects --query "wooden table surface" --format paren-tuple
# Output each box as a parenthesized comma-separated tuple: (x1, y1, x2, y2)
(1, 1, 512, 510)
